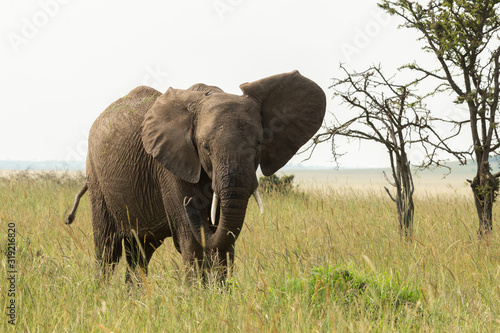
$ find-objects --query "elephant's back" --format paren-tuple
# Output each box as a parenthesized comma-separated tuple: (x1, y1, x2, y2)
(90, 86, 161, 139)
(88, 86, 160, 163)
(87, 84, 162, 178)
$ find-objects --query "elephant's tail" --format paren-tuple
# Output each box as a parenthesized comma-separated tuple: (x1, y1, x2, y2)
(65, 183, 88, 225)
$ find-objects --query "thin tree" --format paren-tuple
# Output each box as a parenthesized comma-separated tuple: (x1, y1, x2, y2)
(379, 0, 500, 236)
(310, 64, 462, 236)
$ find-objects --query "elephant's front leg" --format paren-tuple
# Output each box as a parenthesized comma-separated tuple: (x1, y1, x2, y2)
(180, 199, 234, 283)
(211, 246, 235, 282)
(175, 228, 206, 279)
(179, 240, 234, 283)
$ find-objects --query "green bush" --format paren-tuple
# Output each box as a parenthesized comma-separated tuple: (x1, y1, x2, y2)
(259, 173, 295, 194)
(305, 265, 421, 309)
(275, 265, 422, 321)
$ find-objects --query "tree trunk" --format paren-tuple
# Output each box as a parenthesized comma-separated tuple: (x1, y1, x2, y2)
(470, 161, 498, 237)
(386, 153, 415, 238)
(401, 192, 414, 237)
(399, 164, 414, 237)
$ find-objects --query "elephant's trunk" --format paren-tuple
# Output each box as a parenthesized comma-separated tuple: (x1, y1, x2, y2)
(184, 166, 259, 250)
(184, 189, 249, 251)
(210, 188, 249, 249)
(210, 187, 262, 225)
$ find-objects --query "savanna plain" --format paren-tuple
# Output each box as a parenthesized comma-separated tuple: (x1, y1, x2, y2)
(2, 168, 500, 332)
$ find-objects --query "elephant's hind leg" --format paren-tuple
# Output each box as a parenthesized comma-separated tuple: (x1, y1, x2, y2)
(89, 187, 123, 280)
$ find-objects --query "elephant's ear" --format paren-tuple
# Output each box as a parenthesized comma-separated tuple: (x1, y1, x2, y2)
(141, 88, 201, 183)
(240, 71, 326, 176)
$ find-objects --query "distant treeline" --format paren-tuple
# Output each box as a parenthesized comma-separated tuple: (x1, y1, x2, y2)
(0, 161, 85, 170)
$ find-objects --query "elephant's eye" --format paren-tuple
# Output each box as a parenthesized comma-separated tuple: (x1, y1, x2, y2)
(203, 144, 211, 154)
(256, 140, 263, 150)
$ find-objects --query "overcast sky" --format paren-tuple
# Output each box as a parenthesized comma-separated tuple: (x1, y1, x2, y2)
(1, 0, 443, 168)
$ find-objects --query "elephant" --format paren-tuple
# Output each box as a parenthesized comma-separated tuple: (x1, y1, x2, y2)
(66, 70, 326, 282)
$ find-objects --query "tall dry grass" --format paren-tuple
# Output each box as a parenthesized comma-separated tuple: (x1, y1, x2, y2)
(1, 172, 500, 331)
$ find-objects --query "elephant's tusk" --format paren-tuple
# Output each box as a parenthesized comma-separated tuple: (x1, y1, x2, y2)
(253, 189, 264, 214)
(211, 192, 219, 225)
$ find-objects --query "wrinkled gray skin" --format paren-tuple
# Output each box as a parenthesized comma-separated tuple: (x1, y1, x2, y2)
(66, 71, 326, 282)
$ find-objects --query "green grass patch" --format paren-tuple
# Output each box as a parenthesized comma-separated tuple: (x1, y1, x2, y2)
(292, 265, 421, 311)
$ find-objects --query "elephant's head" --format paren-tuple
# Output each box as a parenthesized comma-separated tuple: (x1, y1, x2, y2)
(141, 71, 326, 251)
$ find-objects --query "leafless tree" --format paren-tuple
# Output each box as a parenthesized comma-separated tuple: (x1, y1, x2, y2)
(309, 64, 464, 236)
(380, 0, 500, 236)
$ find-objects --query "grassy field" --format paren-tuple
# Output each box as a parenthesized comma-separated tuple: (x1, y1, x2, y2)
(2, 171, 500, 332)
